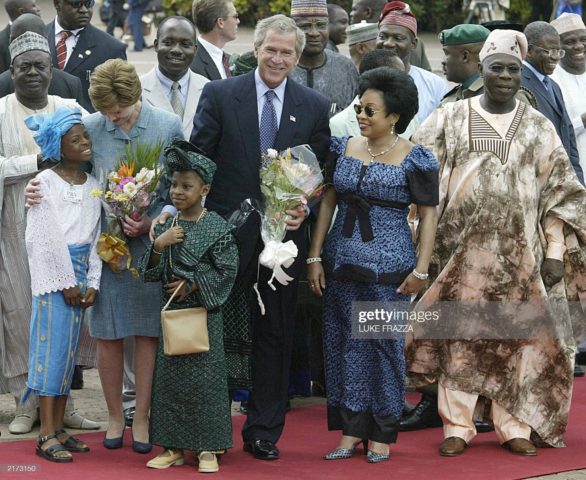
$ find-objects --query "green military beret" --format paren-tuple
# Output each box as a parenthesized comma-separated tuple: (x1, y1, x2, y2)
(439, 24, 491, 46)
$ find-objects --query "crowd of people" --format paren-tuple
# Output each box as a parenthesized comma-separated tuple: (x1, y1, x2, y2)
(1, 0, 586, 474)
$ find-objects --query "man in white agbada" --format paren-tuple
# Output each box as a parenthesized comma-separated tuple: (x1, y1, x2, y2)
(550, 13, 586, 177)
(0, 30, 97, 434)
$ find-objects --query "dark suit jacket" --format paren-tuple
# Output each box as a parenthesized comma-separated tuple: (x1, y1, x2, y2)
(0, 68, 87, 109)
(190, 71, 331, 272)
(0, 25, 10, 75)
(521, 65, 584, 185)
(190, 40, 223, 81)
(46, 22, 127, 112)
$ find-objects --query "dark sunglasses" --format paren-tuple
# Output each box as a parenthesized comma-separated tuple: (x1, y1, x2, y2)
(66, 0, 95, 9)
(353, 104, 380, 117)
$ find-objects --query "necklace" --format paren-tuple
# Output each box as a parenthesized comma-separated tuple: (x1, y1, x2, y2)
(55, 164, 85, 185)
(365, 135, 399, 161)
(178, 208, 208, 222)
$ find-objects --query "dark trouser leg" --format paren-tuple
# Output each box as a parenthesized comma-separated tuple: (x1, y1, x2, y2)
(338, 408, 399, 444)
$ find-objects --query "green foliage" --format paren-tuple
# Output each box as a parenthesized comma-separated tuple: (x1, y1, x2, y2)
(162, 0, 194, 21)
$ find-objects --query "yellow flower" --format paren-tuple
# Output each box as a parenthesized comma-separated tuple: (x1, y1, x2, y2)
(105, 191, 113, 200)
(90, 188, 103, 198)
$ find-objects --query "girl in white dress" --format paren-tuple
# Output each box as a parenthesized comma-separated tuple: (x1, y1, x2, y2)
(24, 107, 102, 463)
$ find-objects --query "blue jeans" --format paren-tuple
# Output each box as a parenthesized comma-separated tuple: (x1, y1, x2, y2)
(128, 1, 147, 50)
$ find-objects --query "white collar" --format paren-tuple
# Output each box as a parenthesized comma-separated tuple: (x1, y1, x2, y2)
(254, 68, 286, 103)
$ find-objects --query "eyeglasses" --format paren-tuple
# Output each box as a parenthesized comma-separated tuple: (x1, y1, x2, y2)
(224, 13, 239, 19)
(297, 21, 329, 33)
(354, 104, 380, 117)
(530, 45, 566, 58)
(66, 0, 95, 8)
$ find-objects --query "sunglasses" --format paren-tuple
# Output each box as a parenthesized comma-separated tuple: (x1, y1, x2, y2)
(66, 0, 95, 9)
(354, 104, 381, 117)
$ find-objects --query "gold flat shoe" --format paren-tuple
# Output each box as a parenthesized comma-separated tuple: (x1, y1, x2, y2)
(146, 448, 184, 469)
(198, 451, 219, 473)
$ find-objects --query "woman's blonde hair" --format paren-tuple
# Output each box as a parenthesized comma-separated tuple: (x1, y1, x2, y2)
(89, 59, 142, 111)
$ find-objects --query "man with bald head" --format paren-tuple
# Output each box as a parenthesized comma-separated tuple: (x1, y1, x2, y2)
(0, 13, 86, 109)
(0, 0, 40, 74)
(521, 20, 584, 184)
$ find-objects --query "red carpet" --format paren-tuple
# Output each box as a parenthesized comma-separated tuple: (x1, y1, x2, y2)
(3, 380, 586, 480)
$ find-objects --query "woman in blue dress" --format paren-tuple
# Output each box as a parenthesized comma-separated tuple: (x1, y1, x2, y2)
(307, 67, 439, 463)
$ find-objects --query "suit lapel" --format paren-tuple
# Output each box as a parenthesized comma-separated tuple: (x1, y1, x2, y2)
(197, 42, 221, 81)
(46, 22, 58, 67)
(274, 80, 302, 151)
(234, 73, 261, 165)
(141, 69, 172, 111)
(65, 26, 97, 73)
(525, 68, 560, 114)
(183, 71, 202, 134)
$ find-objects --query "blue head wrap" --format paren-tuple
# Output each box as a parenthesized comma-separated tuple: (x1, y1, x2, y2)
(25, 106, 83, 162)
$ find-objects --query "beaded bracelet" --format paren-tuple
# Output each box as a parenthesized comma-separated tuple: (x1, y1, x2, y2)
(306, 257, 322, 265)
(412, 270, 429, 280)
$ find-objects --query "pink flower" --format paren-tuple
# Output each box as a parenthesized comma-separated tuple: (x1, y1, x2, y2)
(119, 177, 135, 186)
(130, 211, 142, 222)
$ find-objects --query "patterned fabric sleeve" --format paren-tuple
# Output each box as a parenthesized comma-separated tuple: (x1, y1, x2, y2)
(325, 136, 347, 184)
(138, 220, 173, 282)
(191, 232, 239, 311)
(404, 145, 440, 206)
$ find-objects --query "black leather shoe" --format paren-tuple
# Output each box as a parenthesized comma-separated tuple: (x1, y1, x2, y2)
(574, 365, 585, 377)
(399, 394, 443, 431)
(474, 419, 494, 433)
(402, 399, 416, 417)
(243, 439, 280, 460)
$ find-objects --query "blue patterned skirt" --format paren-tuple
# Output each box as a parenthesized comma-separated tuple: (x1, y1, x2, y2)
(26, 244, 90, 398)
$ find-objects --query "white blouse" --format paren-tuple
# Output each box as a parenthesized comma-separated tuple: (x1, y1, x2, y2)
(26, 169, 102, 296)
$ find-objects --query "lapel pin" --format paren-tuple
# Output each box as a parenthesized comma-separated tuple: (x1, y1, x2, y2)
(78, 53, 83, 58)
(290, 115, 296, 122)
(85, 50, 91, 56)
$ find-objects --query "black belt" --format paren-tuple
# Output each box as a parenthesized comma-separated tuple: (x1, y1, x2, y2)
(337, 192, 408, 242)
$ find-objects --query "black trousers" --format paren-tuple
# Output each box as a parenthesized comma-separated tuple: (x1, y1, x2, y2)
(241, 226, 308, 444)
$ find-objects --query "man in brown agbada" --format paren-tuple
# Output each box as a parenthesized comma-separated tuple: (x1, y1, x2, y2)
(407, 29, 586, 456)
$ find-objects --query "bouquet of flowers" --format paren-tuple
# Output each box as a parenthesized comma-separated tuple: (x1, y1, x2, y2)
(91, 139, 164, 275)
(255, 145, 323, 302)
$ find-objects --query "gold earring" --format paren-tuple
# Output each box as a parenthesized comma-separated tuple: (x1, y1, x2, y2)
(390, 123, 395, 136)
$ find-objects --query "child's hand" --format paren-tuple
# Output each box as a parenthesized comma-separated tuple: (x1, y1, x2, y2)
(165, 276, 198, 302)
(155, 225, 185, 250)
(80, 288, 97, 308)
(63, 286, 81, 306)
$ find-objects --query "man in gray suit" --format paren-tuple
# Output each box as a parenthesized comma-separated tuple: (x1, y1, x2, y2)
(190, 0, 239, 80)
(141, 16, 209, 138)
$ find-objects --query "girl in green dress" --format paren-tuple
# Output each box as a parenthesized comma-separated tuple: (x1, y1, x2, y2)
(139, 139, 239, 473)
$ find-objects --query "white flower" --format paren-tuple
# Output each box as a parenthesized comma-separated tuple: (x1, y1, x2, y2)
(135, 168, 155, 185)
(122, 182, 139, 198)
(266, 148, 278, 159)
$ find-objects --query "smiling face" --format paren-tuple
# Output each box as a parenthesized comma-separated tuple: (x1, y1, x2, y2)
(328, 8, 349, 45)
(356, 88, 398, 140)
(155, 18, 196, 81)
(255, 29, 299, 89)
(560, 29, 586, 74)
(170, 170, 210, 212)
(11, 50, 52, 103)
(55, 0, 93, 29)
(60, 124, 92, 163)
(526, 33, 562, 75)
(480, 54, 521, 108)
(376, 24, 416, 64)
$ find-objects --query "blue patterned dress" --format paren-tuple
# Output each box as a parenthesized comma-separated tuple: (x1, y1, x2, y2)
(323, 136, 438, 442)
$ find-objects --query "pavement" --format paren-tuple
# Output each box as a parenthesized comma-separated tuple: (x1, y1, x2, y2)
(1, 2, 585, 478)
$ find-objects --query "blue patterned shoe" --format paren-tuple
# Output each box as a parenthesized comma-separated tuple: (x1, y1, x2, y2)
(367, 450, 390, 463)
(323, 440, 368, 460)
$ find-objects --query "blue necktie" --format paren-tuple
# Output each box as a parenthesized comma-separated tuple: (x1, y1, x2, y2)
(260, 90, 278, 154)
(542, 76, 557, 104)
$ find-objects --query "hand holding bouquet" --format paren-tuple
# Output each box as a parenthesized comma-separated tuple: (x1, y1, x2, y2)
(92, 139, 164, 275)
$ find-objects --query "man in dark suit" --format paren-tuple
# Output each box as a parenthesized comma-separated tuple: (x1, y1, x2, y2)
(46, 0, 127, 112)
(190, 0, 239, 80)
(521, 21, 584, 184)
(190, 14, 330, 460)
(0, 13, 86, 110)
(0, 0, 41, 74)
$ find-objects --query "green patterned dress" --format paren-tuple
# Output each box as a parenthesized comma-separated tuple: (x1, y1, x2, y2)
(139, 211, 239, 451)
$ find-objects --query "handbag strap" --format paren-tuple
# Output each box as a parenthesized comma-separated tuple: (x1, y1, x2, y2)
(162, 279, 186, 311)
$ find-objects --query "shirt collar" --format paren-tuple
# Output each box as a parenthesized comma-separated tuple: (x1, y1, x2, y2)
(54, 17, 84, 36)
(523, 60, 547, 83)
(254, 68, 286, 104)
(462, 71, 480, 90)
(155, 66, 190, 93)
(198, 37, 224, 62)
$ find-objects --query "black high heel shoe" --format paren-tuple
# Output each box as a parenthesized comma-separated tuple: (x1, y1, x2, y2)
(323, 439, 368, 460)
(103, 432, 124, 449)
(131, 426, 152, 454)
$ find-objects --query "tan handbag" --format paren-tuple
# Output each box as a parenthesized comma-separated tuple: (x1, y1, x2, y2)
(161, 281, 209, 355)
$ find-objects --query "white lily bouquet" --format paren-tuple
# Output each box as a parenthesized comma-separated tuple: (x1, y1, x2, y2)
(254, 145, 324, 311)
